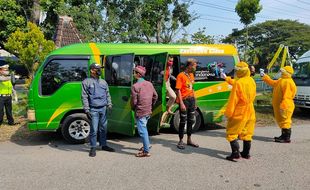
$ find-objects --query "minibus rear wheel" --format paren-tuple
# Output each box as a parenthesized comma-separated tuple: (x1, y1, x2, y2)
(61, 113, 91, 144)
(172, 110, 202, 133)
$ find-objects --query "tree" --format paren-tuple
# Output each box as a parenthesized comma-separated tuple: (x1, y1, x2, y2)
(5, 22, 55, 77)
(139, 0, 194, 43)
(235, 0, 262, 61)
(0, 0, 26, 48)
(175, 33, 190, 44)
(39, 0, 67, 40)
(191, 27, 215, 44)
(107, 0, 194, 43)
(222, 20, 310, 68)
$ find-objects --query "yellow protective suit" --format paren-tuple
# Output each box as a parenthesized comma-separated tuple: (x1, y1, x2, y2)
(225, 62, 256, 142)
(225, 76, 235, 85)
(262, 66, 297, 129)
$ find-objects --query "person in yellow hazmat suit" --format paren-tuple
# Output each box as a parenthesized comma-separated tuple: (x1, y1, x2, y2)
(223, 62, 256, 161)
(260, 66, 297, 143)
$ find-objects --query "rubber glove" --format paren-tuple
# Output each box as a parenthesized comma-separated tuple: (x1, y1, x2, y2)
(259, 68, 265, 77)
(220, 68, 227, 79)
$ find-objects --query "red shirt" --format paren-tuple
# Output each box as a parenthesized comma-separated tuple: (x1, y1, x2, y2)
(131, 78, 158, 118)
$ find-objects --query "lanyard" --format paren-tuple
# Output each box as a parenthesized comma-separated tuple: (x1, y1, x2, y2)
(183, 71, 194, 84)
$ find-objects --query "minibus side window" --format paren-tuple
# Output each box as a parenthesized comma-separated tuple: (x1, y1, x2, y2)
(151, 60, 164, 85)
(105, 55, 132, 86)
(180, 56, 235, 81)
(41, 59, 88, 95)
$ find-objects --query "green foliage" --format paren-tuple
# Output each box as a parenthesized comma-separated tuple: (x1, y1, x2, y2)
(64, 0, 106, 42)
(223, 20, 310, 67)
(139, 0, 194, 43)
(175, 33, 190, 44)
(39, 0, 67, 40)
(4, 22, 55, 76)
(235, 0, 262, 26)
(0, 0, 26, 47)
(191, 27, 215, 44)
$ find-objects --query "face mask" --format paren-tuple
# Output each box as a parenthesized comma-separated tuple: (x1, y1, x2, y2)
(96, 70, 101, 76)
(167, 60, 173, 66)
(1, 71, 9, 75)
(250, 71, 255, 76)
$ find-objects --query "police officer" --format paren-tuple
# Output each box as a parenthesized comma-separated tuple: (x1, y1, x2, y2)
(0, 64, 15, 126)
(81, 63, 114, 157)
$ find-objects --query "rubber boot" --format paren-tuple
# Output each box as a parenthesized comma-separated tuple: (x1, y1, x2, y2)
(274, 129, 284, 141)
(226, 140, 240, 161)
(275, 128, 291, 143)
(240, 140, 251, 159)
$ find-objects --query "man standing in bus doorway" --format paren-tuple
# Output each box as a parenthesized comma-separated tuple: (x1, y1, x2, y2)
(131, 66, 158, 157)
(224, 62, 256, 161)
(82, 63, 115, 157)
(175, 58, 199, 149)
(0, 64, 15, 126)
(260, 66, 297, 143)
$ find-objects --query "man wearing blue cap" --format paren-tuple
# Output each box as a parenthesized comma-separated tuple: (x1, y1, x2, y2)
(82, 63, 114, 157)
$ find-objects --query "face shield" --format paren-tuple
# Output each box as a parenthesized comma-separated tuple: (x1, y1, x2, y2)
(280, 67, 292, 78)
(234, 66, 249, 78)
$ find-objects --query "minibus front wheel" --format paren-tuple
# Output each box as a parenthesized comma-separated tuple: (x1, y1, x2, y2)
(61, 113, 90, 144)
(172, 109, 202, 133)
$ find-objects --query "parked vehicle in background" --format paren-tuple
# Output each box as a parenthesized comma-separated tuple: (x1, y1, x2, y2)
(293, 50, 310, 111)
(27, 43, 239, 144)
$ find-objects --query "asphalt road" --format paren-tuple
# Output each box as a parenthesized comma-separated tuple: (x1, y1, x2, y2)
(0, 124, 310, 190)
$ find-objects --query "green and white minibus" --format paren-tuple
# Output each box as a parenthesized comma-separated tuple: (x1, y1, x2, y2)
(27, 43, 239, 143)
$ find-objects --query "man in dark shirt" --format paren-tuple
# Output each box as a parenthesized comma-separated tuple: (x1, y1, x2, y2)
(81, 63, 114, 157)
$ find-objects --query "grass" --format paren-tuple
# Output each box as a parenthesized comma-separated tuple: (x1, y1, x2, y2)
(0, 85, 28, 142)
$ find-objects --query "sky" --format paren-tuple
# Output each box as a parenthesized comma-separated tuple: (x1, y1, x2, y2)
(182, 0, 310, 40)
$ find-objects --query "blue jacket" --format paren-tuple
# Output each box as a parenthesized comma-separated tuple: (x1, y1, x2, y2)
(81, 77, 112, 112)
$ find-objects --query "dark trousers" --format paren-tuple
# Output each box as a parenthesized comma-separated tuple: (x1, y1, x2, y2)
(0, 96, 14, 125)
(179, 97, 196, 139)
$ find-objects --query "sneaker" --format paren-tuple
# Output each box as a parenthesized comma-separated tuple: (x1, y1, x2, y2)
(102, 146, 115, 152)
(89, 148, 96, 157)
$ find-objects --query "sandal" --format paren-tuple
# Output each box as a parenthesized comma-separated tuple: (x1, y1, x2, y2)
(187, 142, 199, 148)
(138, 146, 152, 152)
(177, 142, 185, 149)
(135, 151, 151, 157)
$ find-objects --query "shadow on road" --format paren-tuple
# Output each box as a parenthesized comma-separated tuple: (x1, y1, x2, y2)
(7, 121, 288, 159)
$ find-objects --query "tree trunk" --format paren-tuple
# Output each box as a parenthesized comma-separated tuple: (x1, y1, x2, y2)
(31, 0, 41, 25)
(244, 25, 248, 61)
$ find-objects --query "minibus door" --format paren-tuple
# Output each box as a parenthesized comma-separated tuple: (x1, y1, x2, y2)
(104, 53, 135, 136)
(146, 52, 168, 132)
